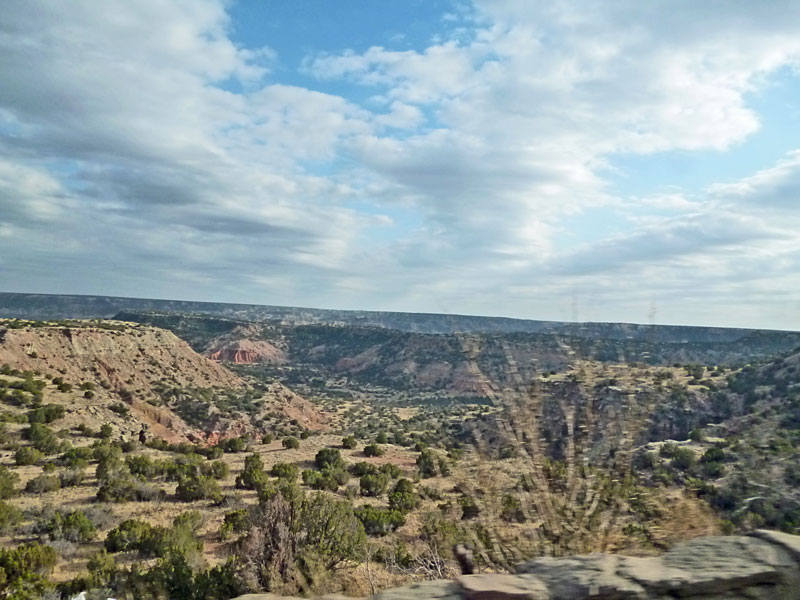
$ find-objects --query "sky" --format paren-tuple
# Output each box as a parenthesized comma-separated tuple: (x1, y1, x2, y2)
(2, 1, 800, 330)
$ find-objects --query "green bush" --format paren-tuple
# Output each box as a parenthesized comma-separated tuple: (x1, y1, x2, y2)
(375, 432, 388, 444)
(236, 454, 268, 490)
(363, 443, 384, 457)
(282, 436, 300, 450)
(500, 494, 525, 522)
(349, 461, 378, 477)
(380, 463, 402, 478)
(218, 436, 249, 453)
(388, 490, 419, 513)
(220, 508, 250, 539)
(0, 500, 22, 533)
(25, 474, 61, 494)
(59, 467, 86, 488)
(360, 472, 390, 497)
(59, 445, 94, 467)
(202, 460, 230, 480)
(99, 424, 113, 439)
(270, 462, 299, 482)
(315, 448, 343, 470)
(26, 403, 66, 424)
(459, 495, 480, 519)
(354, 505, 405, 535)
(672, 448, 696, 471)
(175, 475, 222, 502)
(0, 542, 57, 599)
(341, 435, 357, 449)
(23, 423, 62, 454)
(35, 510, 96, 543)
(236, 490, 366, 591)
(14, 446, 43, 466)
(0, 466, 19, 499)
(261, 433, 274, 445)
(416, 449, 439, 478)
(105, 519, 154, 552)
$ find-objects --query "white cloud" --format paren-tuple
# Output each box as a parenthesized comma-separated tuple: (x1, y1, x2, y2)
(2, 0, 800, 327)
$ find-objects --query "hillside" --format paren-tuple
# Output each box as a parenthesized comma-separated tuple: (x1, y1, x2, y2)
(0, 319, 325, 442)
(117, 312, 800, 398)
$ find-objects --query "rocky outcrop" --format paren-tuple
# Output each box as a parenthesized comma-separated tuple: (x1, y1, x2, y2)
(207, 339, 286, 365)
(232, 531, 800, 600)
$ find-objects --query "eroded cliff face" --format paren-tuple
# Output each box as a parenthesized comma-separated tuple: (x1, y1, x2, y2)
(0, 321, 245, 442)
(207, 338, 287, 365)
(0, 322, 243, 391)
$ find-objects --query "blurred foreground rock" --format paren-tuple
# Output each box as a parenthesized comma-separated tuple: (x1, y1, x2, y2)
(232, 530, 800, 600)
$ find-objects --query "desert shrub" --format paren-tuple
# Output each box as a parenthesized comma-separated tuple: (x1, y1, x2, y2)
(260, 433, 274, 445)
(282, 436, 300, 450)
(388, 490, 419, 513)
(14, 446, 43, 466)
(659, 442, 679, 458)
(416, 449, 439, 478)
(173, 510, 204, 533)
(359, 472, 390, 497)
(354, 505, 405, 536)
(218, 436, 249, 453)
(35, 510, 96, 543)
(23, 423, 62, 454)
(83, 390, 95, 399)
(126, 454, 159, 478)
(59, 445, 94, 467)
(236, 454, 268, 490)
(0, 500, 22, 533)
(204, 445, 224, 460)
(99, 424, 113, 439)
(501, 494, 525, 522)
(341, 435, 357, 449)
(785, 462, 800, 486)
(93, 442, 123, 462)
(0, 466, 19, 499)
(220, 509, 250, 539)
(363, 443, 384, 457)
(0, 542, 57, 599)
(96, 472, 162, 503)
(314, 448, 343, 470)
(25, 474, 61, 494)
(379, 463, 402, 478)
(672, 447, 696, 471)
(26, 403, 65, 424)
(302, 469, 322, 488)
(270, 462, 299, 482)
(701, 447, 726, 463)
(59, 467, 86, 488)
(349, 461, 378, 477)
(75, 423, 94, 437)
(109, 402, 129, 416)
(105, 519, 154, 552)
(236, 490, 365, 593)
(176, 475, 222, 502)
(459, 495, 480, 519)
(202, 460, 230, 480)
(375, 432, 388, 444)
(86, 549, 116, 586)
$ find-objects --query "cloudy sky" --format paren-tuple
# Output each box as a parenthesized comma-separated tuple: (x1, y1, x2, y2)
(2, 1, 800, 329)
